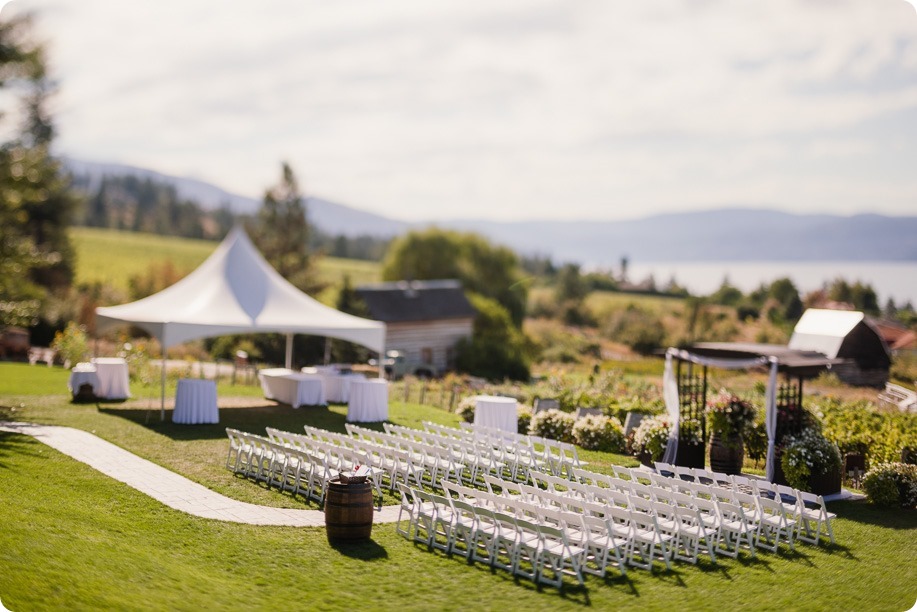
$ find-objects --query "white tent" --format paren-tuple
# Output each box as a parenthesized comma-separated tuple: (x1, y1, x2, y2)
(95, 226, 386, 418)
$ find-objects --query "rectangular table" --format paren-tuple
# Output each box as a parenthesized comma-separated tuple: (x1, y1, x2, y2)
(303, 368, 365, 403)
(68, 362, 99, 398)
(173, 379, 219, 424)
(91, 357, 131, 400)
(347, 379, 389, 422)
(473, 395, 519, 433)
(259, 368, 326, 408)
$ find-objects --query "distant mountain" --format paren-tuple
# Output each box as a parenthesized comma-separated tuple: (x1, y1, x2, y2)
(63, 158, 409, 237)
(449, 209, 917, 263)
(63, 158, 917, 263)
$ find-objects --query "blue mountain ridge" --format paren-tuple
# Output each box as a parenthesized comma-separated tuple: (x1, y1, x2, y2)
(64, 158, 917, 263)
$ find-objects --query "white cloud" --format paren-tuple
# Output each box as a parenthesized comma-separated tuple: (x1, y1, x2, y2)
(12, 0, 917, 221)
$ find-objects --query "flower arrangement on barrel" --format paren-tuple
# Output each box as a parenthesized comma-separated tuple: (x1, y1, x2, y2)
(705, 389, 756, 475)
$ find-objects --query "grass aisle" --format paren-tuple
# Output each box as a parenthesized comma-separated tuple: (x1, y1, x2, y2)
(1, 364, 915, 610)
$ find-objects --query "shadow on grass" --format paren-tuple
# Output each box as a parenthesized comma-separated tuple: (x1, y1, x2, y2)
(328, 537, 389, 560)
(98, 402, 386, 441)
(0, 430, 45, 469)
(832, 499, 917, 531)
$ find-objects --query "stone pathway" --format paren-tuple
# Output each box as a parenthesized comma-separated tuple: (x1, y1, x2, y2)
(0, 421, 402, 527)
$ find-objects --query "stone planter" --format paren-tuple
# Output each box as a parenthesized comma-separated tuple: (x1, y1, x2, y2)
(709, 432, 744, 475)
(675, 441, 705, 469)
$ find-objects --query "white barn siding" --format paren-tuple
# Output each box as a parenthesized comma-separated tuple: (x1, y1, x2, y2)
(385, 318, 473, 371)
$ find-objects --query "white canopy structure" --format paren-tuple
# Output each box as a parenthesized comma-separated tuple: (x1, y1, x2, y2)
(95, 226, 386, 419)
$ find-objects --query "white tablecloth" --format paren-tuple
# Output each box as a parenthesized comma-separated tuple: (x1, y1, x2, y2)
(310, 371, 365, 403)
(68, 363, 99, 395)
(347, 379, 389, 422)
(473, 395, 519, 433)
(91, 357, 131, 400)
(173, 379, 219, 424)
(259, 368, 325, 408)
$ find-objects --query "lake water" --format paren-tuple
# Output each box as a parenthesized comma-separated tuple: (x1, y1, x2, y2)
(620, 261, 917, 305)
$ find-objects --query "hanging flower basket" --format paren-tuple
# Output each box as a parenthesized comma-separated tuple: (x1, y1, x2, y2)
(709, 432, 744, 475)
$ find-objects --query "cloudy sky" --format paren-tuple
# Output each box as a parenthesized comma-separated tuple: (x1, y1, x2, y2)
(7, 0, 917, 222)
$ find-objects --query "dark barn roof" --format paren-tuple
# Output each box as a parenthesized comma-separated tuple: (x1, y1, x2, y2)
(355, 280, 476, 323)
(688, 342, 845, 379)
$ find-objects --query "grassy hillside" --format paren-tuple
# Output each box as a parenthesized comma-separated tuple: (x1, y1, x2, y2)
(69, 227, 382, 299)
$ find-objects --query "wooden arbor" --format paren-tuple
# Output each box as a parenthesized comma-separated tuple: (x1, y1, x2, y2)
(670, 343, 839, 479)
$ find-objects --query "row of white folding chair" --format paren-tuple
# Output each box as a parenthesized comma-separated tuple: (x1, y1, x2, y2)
(744, 478, 837, 545)
(384, 423, 527, 485)
(265, 427, 383, 502)
(445, 479, 668, 573)
(439, 480, 622, 582)
(660, 478, 799, 552)
(227, 428, 335, 503)
(422, 421, 476, 442)
(354, 425, 468, 488)
(528, 469, 765, 560)
(299, 425, 427, 490)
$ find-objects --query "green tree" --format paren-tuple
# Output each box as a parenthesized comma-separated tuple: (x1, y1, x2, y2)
(0, 14, 77, 326)
(249, 162, 321, 293)
(382, 228, 527, 327)
(454, 293, 530, 381)
(766, 277, 803, 323)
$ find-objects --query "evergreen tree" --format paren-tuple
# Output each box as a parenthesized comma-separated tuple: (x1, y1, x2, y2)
(250, 162, 321, 293)
(0, 14, 77, 325)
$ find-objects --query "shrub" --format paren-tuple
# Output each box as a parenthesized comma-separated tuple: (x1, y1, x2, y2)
(456, 396, 476, 423)
(529, 409, 575, 443)
(862, 462, 917, 508)
(572, 415, 625, 452)
(679, 417, 704, 446)
(632, 414, 671, 461)
(517, 404, 533, 435)
(780, 429, 842, 492)
(50, 322, 89, 369)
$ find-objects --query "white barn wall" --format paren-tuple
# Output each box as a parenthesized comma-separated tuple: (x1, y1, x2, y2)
(385, 318, 473, 371)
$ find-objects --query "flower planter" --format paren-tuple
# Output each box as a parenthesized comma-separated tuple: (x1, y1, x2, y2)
(709, 432, 744, 475)
(675, 441, 705, 469)
(637, 450, 654, 468)
(808, 468, 842, 496)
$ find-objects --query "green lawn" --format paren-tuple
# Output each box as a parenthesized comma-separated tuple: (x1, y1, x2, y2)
(1, 363, 915, 611)
(70, 227, 381, 298)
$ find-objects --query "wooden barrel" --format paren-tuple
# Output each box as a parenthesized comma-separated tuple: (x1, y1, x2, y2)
(324, 480, 373, 541)
(709, 433, 744, 475)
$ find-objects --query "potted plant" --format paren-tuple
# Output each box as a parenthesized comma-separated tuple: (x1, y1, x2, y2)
(705, 389, 756, 475)
(676, 417, 706, 468)
(780, 428, 843, 495)
(632, 414, 671, 467)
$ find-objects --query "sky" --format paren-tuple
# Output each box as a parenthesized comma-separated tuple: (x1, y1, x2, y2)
(5, 0, 917, 222)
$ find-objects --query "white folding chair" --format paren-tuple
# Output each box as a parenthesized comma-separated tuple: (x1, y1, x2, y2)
(756, 495, 797, 552)
(796, 491, 837, 545)
(628, 507, 674, 571)
(536, 508, 587, 587)
(715, 501, 756, 559)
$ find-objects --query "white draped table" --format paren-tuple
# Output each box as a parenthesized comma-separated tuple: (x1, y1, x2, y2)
(91, 357, 131, 400)
(173, 379, 219, 424)
(259, 368, 325, 408)
(473, 395, 518, 433)
(347, 379, 389, 422)
(68, 363, 99, 396)
(302, 368, 364, 403)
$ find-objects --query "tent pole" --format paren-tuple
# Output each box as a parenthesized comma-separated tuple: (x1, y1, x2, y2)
(285, 333, 293, 370)
(160, 341, 166, 422)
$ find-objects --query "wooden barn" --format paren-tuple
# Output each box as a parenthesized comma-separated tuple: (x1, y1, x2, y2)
(788, 308, 891, 387)
(355, 280, 476, 376)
